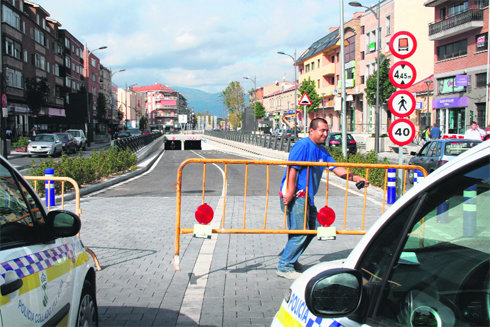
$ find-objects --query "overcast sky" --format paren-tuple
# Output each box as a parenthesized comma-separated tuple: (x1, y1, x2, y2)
(34, 0, 378, 93)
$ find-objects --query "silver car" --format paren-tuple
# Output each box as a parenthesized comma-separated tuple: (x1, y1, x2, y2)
(27, 133, 63, 157)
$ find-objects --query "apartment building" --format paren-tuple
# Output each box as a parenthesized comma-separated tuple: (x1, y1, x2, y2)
(133, 83, 187, 128)
(425, 0, 489, 135)
(1, 0, 106, 139)
(117, 86, 146, 129)
(261, 81, 296, 129)
(296, 27, 341, 130)
(357, 0, 434, 134)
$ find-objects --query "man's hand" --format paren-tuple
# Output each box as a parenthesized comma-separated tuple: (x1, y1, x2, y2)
(283, 191, 294, 205)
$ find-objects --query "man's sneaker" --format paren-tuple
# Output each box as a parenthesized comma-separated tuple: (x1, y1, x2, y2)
(293, 261, 305, 272)
(277, 270, 301, 279)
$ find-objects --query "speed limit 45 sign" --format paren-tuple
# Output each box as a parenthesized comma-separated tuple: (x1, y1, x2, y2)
(388, 119, 415, 146)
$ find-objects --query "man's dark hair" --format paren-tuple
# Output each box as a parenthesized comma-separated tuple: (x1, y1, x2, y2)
(470, 121, 477, 125)
(309, 117, 328, 130)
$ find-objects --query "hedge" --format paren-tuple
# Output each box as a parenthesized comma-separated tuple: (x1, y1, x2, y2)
(28, 147, 137, 194)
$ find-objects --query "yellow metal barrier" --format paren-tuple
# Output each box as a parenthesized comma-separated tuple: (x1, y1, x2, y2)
(24, 175, 82, 217)
(24, 176, 101, 271)
(174, 159, 427, 270)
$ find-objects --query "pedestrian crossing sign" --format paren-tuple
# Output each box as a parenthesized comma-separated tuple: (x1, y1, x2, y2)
(298, 93, 312, 106)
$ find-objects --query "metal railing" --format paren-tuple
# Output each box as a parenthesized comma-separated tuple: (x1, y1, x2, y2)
(173, 158, 427, 269)
(205, 130, 298, 152)
(112, 132, 163, 152)
(429, 9, 484, 36)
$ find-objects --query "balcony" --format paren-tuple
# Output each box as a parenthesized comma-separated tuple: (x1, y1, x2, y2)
(429, 9, 484, 41)
(322, 63, 336, 76)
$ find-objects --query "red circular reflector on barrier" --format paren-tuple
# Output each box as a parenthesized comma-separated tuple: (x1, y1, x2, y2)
(317, 206, 336, 227)
(195, 203, 214, 225)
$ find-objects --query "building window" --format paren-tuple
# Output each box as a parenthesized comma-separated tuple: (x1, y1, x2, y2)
(361, 75, 365, 84)
(437, 76, 466, 94)
(65, 37, 70, 48)
(367, 30, 377, 53)
(385, 15, 391, 36)
(345, 36, 356, 62)
(449, 1, 468, 17)
(5, 67, 22, 88)
(54, 64, 60, 76)
(361, 51, 365, 60)
(33, 27, 45, 46)
(346, 67, 355, 80)
(331, 55, 335, 63)
(476, 0, 488, 8)
(65, 56, 71, 68)
(318, 59, 320, 68)
(476, 33, 488, 51)
(306, 64, 310, 72)
(34, 53, 46, 70)
(5, 37, 21, 59)
(361, 26, 365, 34)
(23, 50, 27, 63)
(91, 58, 97, 67)
(437, 39, 467, 60)
(476, 73, 487, 88)
(2, 5, 20, 30)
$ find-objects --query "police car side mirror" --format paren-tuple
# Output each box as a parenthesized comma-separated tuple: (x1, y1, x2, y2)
(46, 210, 81, 238)
(410, 151, 417, 156)
(304, 268, 362, 318)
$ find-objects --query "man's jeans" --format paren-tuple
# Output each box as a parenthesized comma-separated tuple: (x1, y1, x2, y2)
(278, 196, 318, 272)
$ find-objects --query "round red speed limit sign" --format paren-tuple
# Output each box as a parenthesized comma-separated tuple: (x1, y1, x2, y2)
(388, 118, 415, 146)
(389, 61, 417, 88)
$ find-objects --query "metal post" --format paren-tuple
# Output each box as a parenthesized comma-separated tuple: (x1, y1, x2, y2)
(277, 50, 298, 136)
(375, 0, 381, 153)
(340, 0, 347, 158)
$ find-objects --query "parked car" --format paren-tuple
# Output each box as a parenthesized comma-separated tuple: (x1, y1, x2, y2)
(0, 155, 99, 326)
(27, 133, 63, 157)
(408, 139, 481, 183)
(54, 132, 77, 154)
(273, 129, 294, 137)
(126, 128, 142, 136)
(326, 132, 357, 154)
(115, 131, 132, 139)
(272, 141, 489, 327)
(66, 129, 87, 150)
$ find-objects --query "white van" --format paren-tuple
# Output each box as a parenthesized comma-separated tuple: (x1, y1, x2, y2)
(272, 141, 489, 327)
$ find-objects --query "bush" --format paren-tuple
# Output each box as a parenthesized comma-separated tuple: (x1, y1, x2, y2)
(28, 147, 137, 194)
(13, 137, 29, 148)
(327, 147, 389, 188)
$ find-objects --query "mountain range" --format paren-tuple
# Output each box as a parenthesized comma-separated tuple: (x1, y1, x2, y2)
(172, 86, 227, 117)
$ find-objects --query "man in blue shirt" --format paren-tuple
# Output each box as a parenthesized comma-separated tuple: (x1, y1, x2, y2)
(430, 123, 441, 140)
(277, 118, 369, 279)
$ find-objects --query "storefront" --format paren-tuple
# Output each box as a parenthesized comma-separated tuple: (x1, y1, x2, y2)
(433, 97, 468, 135)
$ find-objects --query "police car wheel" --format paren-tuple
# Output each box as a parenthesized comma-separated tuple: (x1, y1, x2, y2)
(76, 280, 98, 327)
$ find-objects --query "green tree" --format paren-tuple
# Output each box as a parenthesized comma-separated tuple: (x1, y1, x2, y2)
(253, 102, 266, 120)
(297, 78, 321, 113)
(96, 93, 107, 122)
(25, 78, 50, 118)
(139, 115, 148, 130)
(221, 81, 245, 126)
(365, 54, 396, 107)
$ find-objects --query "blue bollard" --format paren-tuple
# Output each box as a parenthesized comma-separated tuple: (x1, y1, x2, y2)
(387, 168, 396, 204)
(44, 168, 55, 207)
(414, 169, 424, 185)
(463, 185, 477, 237)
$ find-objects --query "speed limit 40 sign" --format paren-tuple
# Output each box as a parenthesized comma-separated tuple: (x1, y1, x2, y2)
(388, 118, 415, 146)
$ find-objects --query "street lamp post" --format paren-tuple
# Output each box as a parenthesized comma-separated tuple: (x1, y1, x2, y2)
(349, 0, 381, 152)
(424, 79, 433, 131)
(277, 50, 299, 136)
(85, 45, 107, 147)
(243, 76, 257, 133)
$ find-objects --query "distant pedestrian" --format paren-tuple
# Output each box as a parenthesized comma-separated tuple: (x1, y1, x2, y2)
(422, 126, 430, 141)
(464, 121, 485, 140)
(277, 117, 369, 280)
(430, 123, 441, 140)
(31, 126, 36, 138)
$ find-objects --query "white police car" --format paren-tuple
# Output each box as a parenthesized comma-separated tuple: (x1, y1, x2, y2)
(0, 156, 98, 326)
(272, 141, 489, 327)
